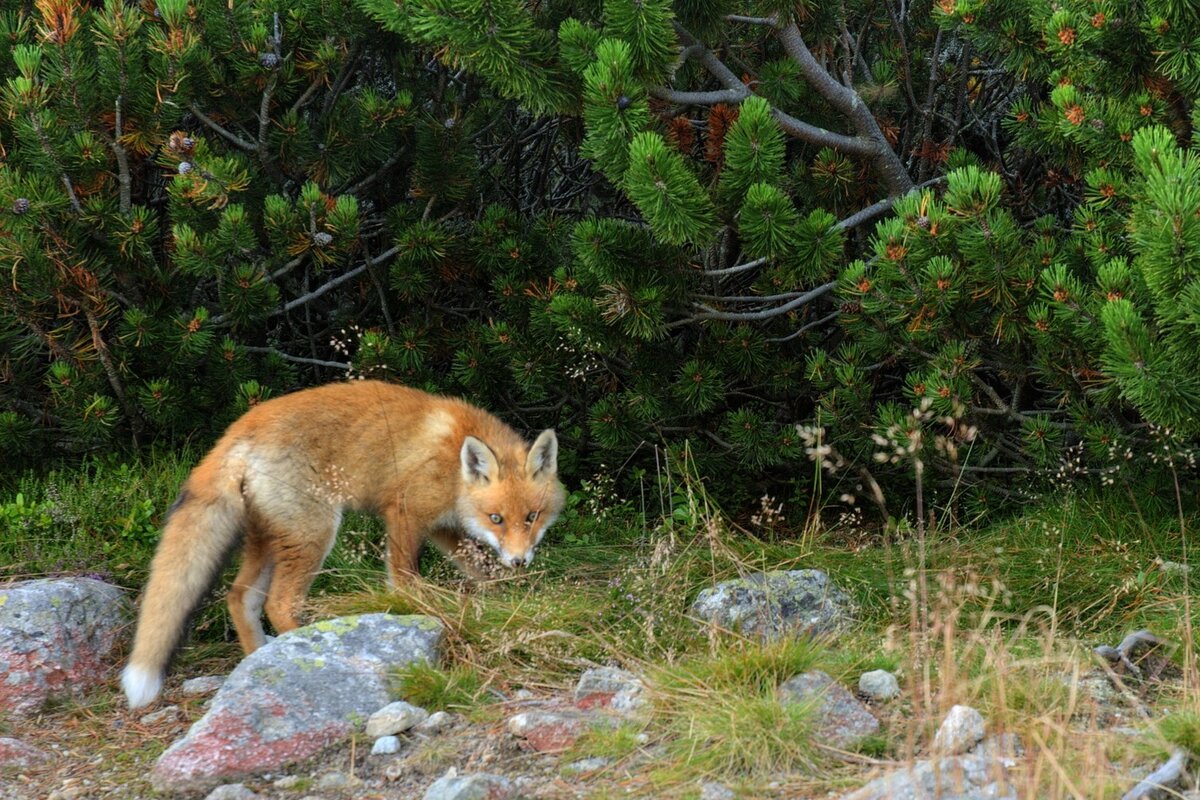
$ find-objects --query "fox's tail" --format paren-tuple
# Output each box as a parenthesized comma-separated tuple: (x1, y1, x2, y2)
(122, 453, 246, 709)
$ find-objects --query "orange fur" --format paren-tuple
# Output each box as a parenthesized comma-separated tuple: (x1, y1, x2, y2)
(121, 380, 564, 709)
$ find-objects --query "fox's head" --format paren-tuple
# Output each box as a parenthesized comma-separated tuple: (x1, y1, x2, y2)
(456, 429, 565, 568)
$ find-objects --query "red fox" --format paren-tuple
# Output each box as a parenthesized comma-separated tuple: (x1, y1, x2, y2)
(122, 380, 564, 709)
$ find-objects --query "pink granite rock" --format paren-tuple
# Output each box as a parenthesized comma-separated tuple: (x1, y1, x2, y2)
(0, 578, 129, 717)
(150, 613, 443, 796)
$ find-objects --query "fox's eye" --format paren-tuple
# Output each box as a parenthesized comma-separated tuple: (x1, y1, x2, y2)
(526, 511, 539, 523)
(489, 513, 503, 525)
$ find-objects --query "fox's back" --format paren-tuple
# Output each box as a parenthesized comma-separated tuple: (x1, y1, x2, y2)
(212, 381, 527, 509)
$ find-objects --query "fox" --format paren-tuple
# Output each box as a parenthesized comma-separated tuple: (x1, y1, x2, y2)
(121, 380, 565, 710)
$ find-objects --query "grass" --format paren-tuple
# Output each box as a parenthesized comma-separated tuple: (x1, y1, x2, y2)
(391, 661, 490, 711)
(2, 448, 1199, 797)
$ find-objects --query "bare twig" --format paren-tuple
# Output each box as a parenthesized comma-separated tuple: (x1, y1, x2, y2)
(190, 103, 259, 151)
(670, 280, 837, 326)
(242, 346, 349, 371)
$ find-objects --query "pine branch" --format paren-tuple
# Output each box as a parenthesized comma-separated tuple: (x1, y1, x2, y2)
(702, 256, 769, 276)
(30, 115, 82, 214)
(270, 244, 399, 319)
(764, 311, 840, 342)
(776, 23, 913, 195)
(663, 24, 881, 160)
(242, 346, 349, 370)
(111, 95, 132, 216)
(85, 309, 142, 448)
(190, 103, 259, 151)
(726, 14, 778, 25)
(339, 147, 408, 196)
(650, 86, 748, 105)
(834, 176, 947, 231)
(669, 280, 837, 326)
(694, 291, 816, 303)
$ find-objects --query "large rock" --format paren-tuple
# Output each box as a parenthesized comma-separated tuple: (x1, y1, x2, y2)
(0, 578, 129, 717)
(691, 570, 854, 641)
(779, 670, 879, 748)
(839, 752, 1018, 800)
(151, 613, 443, 795)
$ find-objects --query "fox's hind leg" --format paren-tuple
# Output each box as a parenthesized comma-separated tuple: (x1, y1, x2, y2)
(226, 530, 273, 654)
(256, 508, 341, 636)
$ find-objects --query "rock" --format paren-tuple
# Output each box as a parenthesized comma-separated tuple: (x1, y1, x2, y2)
(700, 781, 736, 800)
(141, 705, 182, 726)
(971, 733, 1024, 760)
(858, 670, 900, 702)
(779, 670, 879, 748)
(272, 775, 305, 789)
(838, 752, 1017, 800)
(413, 710, 454, 736)
(366, 700, 429, 739)
(1156, 560, 1190, 577)
(0, 578, 129, 717)
(181, 676, 227, 697)
(561, 757, 610, 775)
(691, 570, 854, 642)
(371, 735, 402, 755)
(0, 736, 51, 767)
(315, 771, 352, 790)
(507, 710, 596, 753)
(423, 768, 514, 800)
(933, 705, 986, 755)
(151, 613, 443, 795)
(203, 784, 261, 800)
(573, 666, 647, 715)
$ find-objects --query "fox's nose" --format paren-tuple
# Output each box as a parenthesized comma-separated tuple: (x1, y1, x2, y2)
(510, 556, 526, 567)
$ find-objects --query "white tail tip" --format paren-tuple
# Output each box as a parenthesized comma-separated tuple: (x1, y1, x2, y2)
(122, 664, 164, 710)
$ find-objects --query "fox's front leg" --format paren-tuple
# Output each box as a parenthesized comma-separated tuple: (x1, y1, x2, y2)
(382, 504, 425, 589)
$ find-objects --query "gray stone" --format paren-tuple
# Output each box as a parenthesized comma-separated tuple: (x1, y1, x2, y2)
(574, 666, 644, 701)
(561, 757, 611, 775)
(933, 705, 986, 755)
(858, 670, 900, 702)
(314, 771, 352, 790)
(366, 700, 429, 738)
(574, 666, 647, 715)
(140, 705, 181, 725)
(181, 676, 226, 697)
(413, 710, 454, 736)
(151, 613, 444, 795)
(779, 670, 879, 748)
(0, 578, 130, 716)
(700, 781, 736, 800)
(971, 733, 1024, 760)
(423, 768, 514, 800)
(371, 735, 402, 755)
(691, 570, 854, 641)
(272, 775, 305, 790)
(203, 785, 261, 800)
(838, 752, 1017, 800)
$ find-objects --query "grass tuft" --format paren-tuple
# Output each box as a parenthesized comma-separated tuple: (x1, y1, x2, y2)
(391, 661, 489, 711)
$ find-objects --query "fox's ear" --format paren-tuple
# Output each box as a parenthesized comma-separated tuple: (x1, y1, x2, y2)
(526, 429, 558, 479)
(461, 436, 499, 484)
